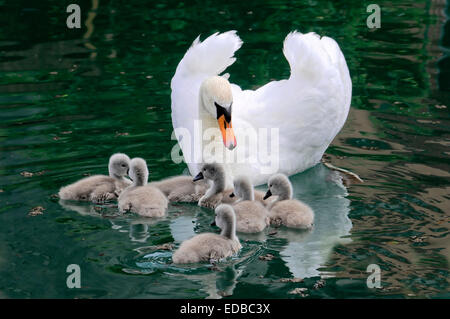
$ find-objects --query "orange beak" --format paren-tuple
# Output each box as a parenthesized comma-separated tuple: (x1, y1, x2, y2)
(217, 114, 237, 150)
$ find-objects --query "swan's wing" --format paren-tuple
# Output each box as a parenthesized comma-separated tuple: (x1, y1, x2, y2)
(171, 31, 243, 175)
(234, 31, 352, 178)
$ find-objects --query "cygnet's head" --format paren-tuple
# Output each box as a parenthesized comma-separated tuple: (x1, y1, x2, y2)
(264, 173, 293, 200)
(199, 76, 236, 150)
(108, 153, 131, 178)
(230, 175, 254, 201)
(193, 163, 225, 183)
(212, 204, 236, 238)
(128, 158, 149, 186)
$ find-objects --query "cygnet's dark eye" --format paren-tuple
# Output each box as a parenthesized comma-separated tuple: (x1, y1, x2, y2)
(121, 164, 126, 167)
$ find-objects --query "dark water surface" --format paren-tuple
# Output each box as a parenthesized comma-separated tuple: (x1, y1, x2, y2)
(0, 0, 449, 298)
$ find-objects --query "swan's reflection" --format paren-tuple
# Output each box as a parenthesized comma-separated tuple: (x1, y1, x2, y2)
(169, 208, 197, 243)
(263, 164, 352, 279)
(59, 163, 352, 294)
(126, 218, 163, 242)
(58, 199, 108, 217)
(58, 199, 163, 242)
(171, 264, 242, 299)
(168, 206, 246, 298)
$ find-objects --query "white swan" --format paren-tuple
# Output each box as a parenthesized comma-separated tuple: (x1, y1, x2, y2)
(171, 30, 351, 186)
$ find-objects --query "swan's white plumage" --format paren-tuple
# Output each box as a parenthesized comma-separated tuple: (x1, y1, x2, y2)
(171, 31, 351, 186)
(171, 31, 243, 175)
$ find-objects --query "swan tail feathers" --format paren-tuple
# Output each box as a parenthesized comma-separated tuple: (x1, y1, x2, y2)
(175, 31, 243, 77)
(283, 31, 339, 83)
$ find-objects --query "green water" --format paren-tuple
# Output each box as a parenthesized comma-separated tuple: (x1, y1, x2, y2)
(0, 0, 449, 299)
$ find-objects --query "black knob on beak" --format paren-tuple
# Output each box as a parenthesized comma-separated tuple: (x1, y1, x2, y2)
(193, 172, 204, 182)
(210, 220, 216, 227)
(263, 189, 272, 200)
(229, 192, 235, 198)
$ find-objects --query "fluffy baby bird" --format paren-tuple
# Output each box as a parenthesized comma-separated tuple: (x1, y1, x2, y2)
(193, 163, 237, 209)
(230, 176, 270, 233)
(118, 158, 168, 217)
(193, 163, 269, 209)
(58, 153, 132, 203)
(263, 173, 314, 229)
(253, 189, 277, 207)
(149, 175, 208, 203)
(172, 204, 241, 264)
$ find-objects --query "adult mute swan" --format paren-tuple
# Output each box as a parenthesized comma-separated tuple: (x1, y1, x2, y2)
(170, 30, 351, 186)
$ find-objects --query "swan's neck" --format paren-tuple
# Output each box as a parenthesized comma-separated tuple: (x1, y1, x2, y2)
(134, 174, 147, 187)
(208, 177, 225, 196)
(241, 186, 254, 201)
(198, 103, 224, 160)
(277, 187, 292, 201)
(220, 216, 236, 240)
(199, 105, 219, 136)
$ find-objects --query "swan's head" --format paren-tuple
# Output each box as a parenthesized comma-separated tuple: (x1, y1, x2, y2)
(213, 204, 236, 233)
(193, 162, 225, 183)
(108, 153, 131, 178)
(264, 173, 293, 200)
(200, 76, 236, 150)
(231, 175, 254, 201)
(128, 158, 149, 186)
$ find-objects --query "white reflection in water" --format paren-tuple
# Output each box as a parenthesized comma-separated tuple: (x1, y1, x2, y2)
(168, 208, 245, 298)
(169, 213, 197, 243)
(59, 163, 353, 292)
(272, 164, 352, 278)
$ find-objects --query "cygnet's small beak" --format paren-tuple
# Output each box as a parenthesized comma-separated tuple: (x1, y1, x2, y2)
(229, 192, 235, 198)
(193, 172, 204, 182)
(210, 220, 216, 227)
(263, 189, 272, 200)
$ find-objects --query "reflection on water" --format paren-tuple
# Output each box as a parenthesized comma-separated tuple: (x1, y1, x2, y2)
(0, 0, 449, 298)
(271, 166, 352, 279)
(58, 164, 352, 298)
(60, 198, 167, 243)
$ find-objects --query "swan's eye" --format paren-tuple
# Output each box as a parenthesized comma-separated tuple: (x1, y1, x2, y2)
(214, 102, 232, 122)
(121, 164, 126, 167)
